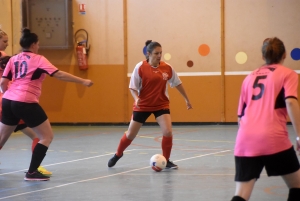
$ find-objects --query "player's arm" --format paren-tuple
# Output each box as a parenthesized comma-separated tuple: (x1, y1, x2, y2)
(175, 84, 192, 110)
(285, 98, 300, 152)
(129, 63, 142, 108)
(52, 71, 93, 87)
(129, 88, 140, 108)
(0, 77, 10, 93)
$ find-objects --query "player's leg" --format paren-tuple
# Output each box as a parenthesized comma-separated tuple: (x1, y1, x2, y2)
(24, 119, 53, 181)
(108, 111, 149, 167)
(18, 125, 52, 176)
(0, 98, 19, 149)
(14, 102, 52, 181)
(231, 156, 264, 201)
(232, 179, 256, 201)
(155, 110, 177, 169)
(271, 147, 300, 201)
(282, 170, 300, 201)
(0, 123, 17, 149)
(13, 119, 52, 176)
(0, 124, 16, 165)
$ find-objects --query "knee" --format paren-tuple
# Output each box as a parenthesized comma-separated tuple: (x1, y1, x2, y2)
(126, 131, 137, 140)
(162, 130, 172, 137)
(40, 134, 53, 144)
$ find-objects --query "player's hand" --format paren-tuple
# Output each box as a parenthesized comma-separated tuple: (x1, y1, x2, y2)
(83, 79, 93, 87)
(135, 98, 140, 109)
(186, 101, 193, 110)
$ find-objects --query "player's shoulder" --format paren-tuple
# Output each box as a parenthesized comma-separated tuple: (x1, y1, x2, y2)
(160, 61, 171, 67)
(277, 64, 296, 74)
(135, 61, 145, 68)
(159, 61, 174, 71)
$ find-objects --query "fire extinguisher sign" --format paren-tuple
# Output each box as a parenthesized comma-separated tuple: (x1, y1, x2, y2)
(79, 4, 86, 15)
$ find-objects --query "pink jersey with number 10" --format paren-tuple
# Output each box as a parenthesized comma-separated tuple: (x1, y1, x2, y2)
(2, 51, 58, 103)
(235, 64, 298, 157)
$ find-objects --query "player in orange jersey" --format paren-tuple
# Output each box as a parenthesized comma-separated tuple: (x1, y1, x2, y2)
(108, 40, 192, 169)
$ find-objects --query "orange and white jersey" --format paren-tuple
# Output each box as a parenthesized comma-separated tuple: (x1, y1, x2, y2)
(129, 60, 182, 111)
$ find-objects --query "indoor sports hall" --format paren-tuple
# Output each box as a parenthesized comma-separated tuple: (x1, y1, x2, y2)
(0, 0, 300, 201)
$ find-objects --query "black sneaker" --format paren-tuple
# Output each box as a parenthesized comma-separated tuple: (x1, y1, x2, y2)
(24, 170, 50, 181)
(108, 153, 123, 167)
(165, 160, 178, 169)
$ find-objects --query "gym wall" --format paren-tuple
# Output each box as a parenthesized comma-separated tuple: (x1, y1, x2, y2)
(1, 0, 300, 123)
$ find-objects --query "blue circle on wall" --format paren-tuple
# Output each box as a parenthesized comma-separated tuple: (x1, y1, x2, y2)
(291, 48, 300, 60)
(143, 46, 147, 56)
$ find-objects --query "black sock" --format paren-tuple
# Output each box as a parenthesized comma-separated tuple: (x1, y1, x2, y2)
(28, 143, 48, 173)
(288, 188, 300, 201)
(231, 196, 246, 201)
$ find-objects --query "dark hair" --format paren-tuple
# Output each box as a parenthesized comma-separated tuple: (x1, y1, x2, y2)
(19, 28, 38, 49)
(262, 37, 286, 64)
(145, 40, 161, 59)
(0, 56, 11, 70)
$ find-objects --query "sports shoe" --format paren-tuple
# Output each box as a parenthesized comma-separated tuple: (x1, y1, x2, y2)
(166, 160, 178, 169)
(24, 170, 50, 181)
(38, 166, 52, 176)
(108, 153, 123, 167)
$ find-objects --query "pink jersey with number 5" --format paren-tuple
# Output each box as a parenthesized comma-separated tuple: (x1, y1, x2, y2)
(235, 64, 298, 156)
(2, 51, 58, 103)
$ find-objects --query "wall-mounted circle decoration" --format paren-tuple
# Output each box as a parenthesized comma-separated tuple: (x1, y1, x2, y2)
(198, 44, 210, 56)
(235, 52, 248, 64)
(164, 53, 171, 61)
(187, 60, 194, 67)
(291, 48, 300, 60)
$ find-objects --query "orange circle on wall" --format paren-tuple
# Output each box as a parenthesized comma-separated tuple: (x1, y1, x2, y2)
(187, 60, 194, 67)
(198, 44, 210, 56)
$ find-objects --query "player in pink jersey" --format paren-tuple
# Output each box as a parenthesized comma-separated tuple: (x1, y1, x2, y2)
(108, 40, 192, 169)
(0, 29, 52, 176)
(231, 38, 300, 201)
(0, 28, 93, 181)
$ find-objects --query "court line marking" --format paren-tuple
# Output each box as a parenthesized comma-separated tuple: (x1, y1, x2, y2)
(0, 149, 134, 176)
(0, 150, 230, 200)
(0, 147, 229, 176)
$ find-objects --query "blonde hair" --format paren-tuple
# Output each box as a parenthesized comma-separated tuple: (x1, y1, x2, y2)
(0, 29, 7, 39)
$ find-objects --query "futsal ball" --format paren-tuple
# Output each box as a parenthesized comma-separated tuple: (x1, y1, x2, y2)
(150, 154, 167, 172)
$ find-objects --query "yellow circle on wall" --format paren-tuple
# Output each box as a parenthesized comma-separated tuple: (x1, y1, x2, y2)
(235, 52, 248, 64)
(164, 53, 171, 61)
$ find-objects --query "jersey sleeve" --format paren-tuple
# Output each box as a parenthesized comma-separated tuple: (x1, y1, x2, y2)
(129, 62, 143, 91)
(168, 66, 182, 88)
(284, 70, 298, 99)
(38, 56, 59, 76)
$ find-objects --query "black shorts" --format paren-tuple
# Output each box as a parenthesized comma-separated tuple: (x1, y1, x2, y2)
(2, 98, 48, 128)
(132, 109, 170, 123)
(235, 146, 300, 182)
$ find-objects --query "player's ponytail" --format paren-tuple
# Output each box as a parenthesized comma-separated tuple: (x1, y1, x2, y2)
(20, 28, 38, 49)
